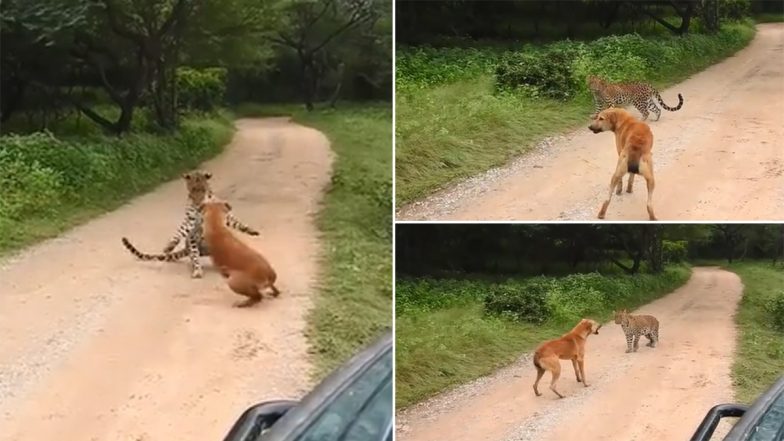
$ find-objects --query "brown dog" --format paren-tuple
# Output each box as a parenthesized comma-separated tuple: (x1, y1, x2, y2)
(588, 107, 656, 221)
(533, 318, 602, 398)
(201, 197, 279, 307)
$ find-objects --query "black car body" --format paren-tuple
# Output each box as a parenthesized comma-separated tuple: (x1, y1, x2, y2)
(223, 330, 393, 441)
(691, 375, 784, 441)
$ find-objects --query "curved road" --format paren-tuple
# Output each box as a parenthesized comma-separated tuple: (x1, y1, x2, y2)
(0, 118, 333, 440)
(398, 23, 784, 221)
(396, 267, 742, 441)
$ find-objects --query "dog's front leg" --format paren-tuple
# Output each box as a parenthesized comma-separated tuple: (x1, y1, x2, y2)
(571, 359, 582, 382)
(578, 359, 588, 387)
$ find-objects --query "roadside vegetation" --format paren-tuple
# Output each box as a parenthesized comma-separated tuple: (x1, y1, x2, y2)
(726, 262, 784, 403)
(395, 224, 784, 409)
(394, 0, 776, 205)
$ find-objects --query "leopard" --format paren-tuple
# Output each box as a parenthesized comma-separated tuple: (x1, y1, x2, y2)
(588, 75, 683, 121)
(614, 309, 659, 353)
(121, 170, 259, 278)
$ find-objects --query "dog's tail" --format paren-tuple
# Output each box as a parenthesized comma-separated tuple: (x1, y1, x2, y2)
(655, 91, 683, 112)
(627, 151, 641, 174)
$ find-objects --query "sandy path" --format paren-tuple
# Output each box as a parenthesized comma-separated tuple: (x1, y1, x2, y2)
(0, 118, 333, 441)
(397, 23, 784, 221)
(396, 267, 742, 441)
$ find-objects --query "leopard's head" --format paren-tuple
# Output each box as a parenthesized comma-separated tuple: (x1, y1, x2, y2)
(182, 170, 212, 205)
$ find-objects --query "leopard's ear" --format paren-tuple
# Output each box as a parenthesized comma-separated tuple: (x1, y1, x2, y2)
(205, 172, 212, 180)
(183, 172, 192, 180)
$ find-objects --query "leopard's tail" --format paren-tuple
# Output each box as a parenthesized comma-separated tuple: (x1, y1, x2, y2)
(121, 237, 189, 261)
(655, 91, 683, 112)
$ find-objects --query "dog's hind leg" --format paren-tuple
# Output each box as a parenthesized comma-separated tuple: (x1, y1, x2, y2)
(598, 158, 627, 219)
(227, 272, 263, 308)
(640, 159, 657, 220)
(549, 362, 565, 398)
(533, 364, 546, 396)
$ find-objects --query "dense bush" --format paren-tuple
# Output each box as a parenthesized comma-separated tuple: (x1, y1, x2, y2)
(663, 240, 689, 263)
(400, 266, 691, 327)
(397, 22, 754, 101)
(177, 67, 228, 111)
(483, 280, 552, 323)
(0, 114, 233, 238)
(396, 46, 501, 89)
(721, 0, 751, 19)
(397, 278, 486, 315)
(494, 22, 753, 99)
(769, 292, 784, 331)
(495, 45, 580, 99)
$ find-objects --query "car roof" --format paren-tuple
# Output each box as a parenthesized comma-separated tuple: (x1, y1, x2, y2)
(724, 375, 784, 440)
(260, 329, 393, 441)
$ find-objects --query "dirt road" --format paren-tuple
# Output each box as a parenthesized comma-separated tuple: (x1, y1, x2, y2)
(0, 118, 333, 440)
(398, 23, 784, 221)
(396, 267, 742, 441)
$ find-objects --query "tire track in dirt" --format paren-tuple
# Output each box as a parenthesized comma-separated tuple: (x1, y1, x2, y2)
(396, 267, 741, 441)
(0, 118, 333, 441)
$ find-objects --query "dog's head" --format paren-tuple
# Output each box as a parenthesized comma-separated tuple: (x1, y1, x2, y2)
(579, 318, 602, 335)
(588, 107, 620, 134)
(199, 195, 232, 217)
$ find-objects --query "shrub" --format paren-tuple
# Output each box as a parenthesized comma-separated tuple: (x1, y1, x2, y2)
(396, 46, 499, 88)
(768, 292, 784, 331)
(720, 0, 751, 19)
(0, 114, 233, 244)
(484, 279, 552, 323)
(495, 45, 581, 99)
(177, 67, 228, 111)
(663, 240, 689, 263)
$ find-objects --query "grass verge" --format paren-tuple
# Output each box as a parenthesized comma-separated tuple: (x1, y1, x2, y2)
(395, 265, 691, 408)
(240, 102, 393, 378)
(725, 262, 784, 403)
(395, 21, 756, 205)
(0, 113, 234, 255)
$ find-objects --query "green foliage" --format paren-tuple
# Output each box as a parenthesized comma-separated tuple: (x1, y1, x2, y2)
(663, 240, 688, 263)
(768, 291, 784, 331)
(176, 67, 228, 111)
(720, 0, 751, 19)
(483, 280, 552, 323)
(495, 46, 580, 99)
(482, 270, 690, 326)
(0, 114, 234, 253)
(728, 263, 784, 404)
(396, 47, 500, 89)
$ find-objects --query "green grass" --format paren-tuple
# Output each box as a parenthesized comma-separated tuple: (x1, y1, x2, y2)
(241, 102, 393, 378)
(725, 262, 784, 403)
(395, 21, 756, 205)
(0, 113, 234, 255)
(754, 13, 784, 23)
(395, 265, 691, 408)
